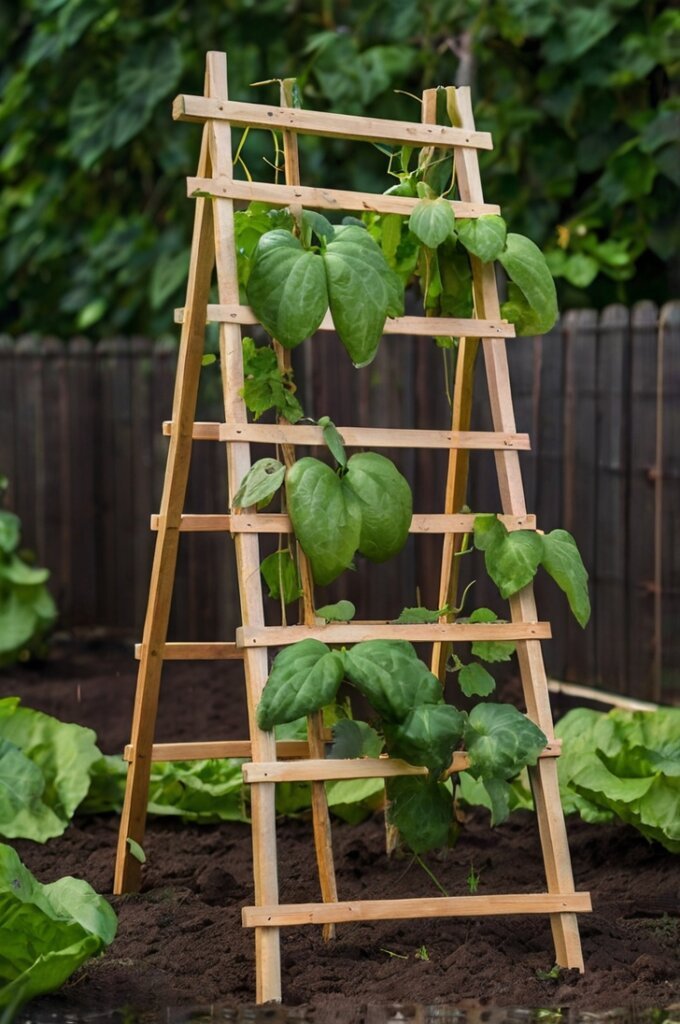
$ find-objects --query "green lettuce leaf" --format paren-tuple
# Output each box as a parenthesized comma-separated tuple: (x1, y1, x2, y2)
(0, 843, 117, 1016)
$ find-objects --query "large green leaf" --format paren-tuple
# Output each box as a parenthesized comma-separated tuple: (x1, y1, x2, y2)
(246, 230, 328, 348)
(0, 698, 101, 841)
(540, 529, 591, 627)
(456, 215, 507, 262)
(0, 843, 117, 1016)
(408, 197, 456, 249)
(324, 225, 404, 367)
(344, 452, 412, 562)
(458, 662, 496, 698)
(232, 458, 285, 509)
(387, 703, 466, 777)
(0, 512, 20, 554)
(464, 703, 547, 782)
(386, 776, 454, 854)
(260, 550, 302, 605)
(473, 516, 543, 598)
(257, 640, 345, 730)
(468, 607, 516, 663)
(343, 640, 442, 722)
(286, 458, 362, 586)
(498, 233, 558, 335)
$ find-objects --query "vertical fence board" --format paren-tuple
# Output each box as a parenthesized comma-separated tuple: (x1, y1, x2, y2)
(562, 310, 598, 684)
(13, 337, 42, 562)
(39, 339, 70, 616)
(659, 302, 680, 700)
(66, 338, 97, 625)
(628, 302, 659, 698)
(0, 338, 17, 508)
(595, 306, 629, 693)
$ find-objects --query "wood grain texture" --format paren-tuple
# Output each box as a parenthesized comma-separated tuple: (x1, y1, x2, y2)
(236, 621, 551, 647)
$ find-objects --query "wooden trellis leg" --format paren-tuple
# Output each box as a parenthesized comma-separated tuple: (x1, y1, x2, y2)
(113, 123, 215, 895)
(453, 87, 584, 971)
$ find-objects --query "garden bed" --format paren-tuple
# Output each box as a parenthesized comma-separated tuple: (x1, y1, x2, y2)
(4, 639, 679, 1018)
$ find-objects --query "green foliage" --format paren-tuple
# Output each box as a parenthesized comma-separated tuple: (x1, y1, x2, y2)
(285, 452, 412, 586)
(232, 458, 286, 509)
(456, 216, 507, 263)
(408, 194, 456, 249)
(256, 639, 346, 731)
(0, 698, 100, 842)
(473, 515, 591, 627)
(315, 600, 356, 622)
(386, 776, 455, 854)
(343, 641, 443, 722)
(246, 223, 404, 366)
(498, 233, 558, 334)
(0, 844, 117, 1018)
(0, 492, 57, 666)
(555, 706, 680, 852)
(260, 549, 302, 605)
(240, 337, 304, 423)
(1, 2, 674, 338)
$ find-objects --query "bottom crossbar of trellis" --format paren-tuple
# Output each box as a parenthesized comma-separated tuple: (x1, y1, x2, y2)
(242, 892, 592, 927)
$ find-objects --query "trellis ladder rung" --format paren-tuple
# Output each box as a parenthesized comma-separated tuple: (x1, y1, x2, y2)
(134, 642, 244, 660)
(242, 892, 593, 928)
(122, 739, 328, 762)
(235, 622, 551, 647)
(149, 512, 537, 534)
(243, 743, 562, 784)
(173, 96, 493, 150)
(175, 302, 514, 337)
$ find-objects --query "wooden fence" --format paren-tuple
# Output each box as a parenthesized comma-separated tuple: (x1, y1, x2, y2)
(1, 300, 678, 702)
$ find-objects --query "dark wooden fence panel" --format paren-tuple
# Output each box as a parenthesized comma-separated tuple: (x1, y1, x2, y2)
(1, 303, 678, 700)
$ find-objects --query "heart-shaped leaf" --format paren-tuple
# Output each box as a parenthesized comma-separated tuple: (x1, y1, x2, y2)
(468, 607, 516, 663)
(540, 529, 591, 627)
(456, 215, 507, 263)
(386, 776, 454, 854)
(246, 230, 328, 348)
(498, 233, 558, 335)
(257, 639, 345, 730)
(408, 197, 456, 249)
(232, 458, 285, 509)
(464, 703, 547, 781)
(0, 512, 20, 554)
(286, 458, 361, 586)
(260, 550, 302, 605)
(315, 600, 356, 622)
(344, 452, 412, 562)
(344, 640, 442, 722)
(324, 226, 404, 367)
(387, 703, 466, 778)
(473, 516, 543, 598)
(458, 662, 496, 697)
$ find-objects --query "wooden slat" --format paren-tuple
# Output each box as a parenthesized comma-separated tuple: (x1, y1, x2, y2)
(220, 423, 529, 451)
(242, 892, 593, 928)
(187, 177, 500, 219)
(161, 421, 528, 450)
(123, 739, 321, 762)
(236, 621, 551, 647)
(243, 743, 562, 783)
(134, 642, 244, 660)
(150, 512, 537, 534)
(174, 96, 494, 150)
(175, 302, 514, 338)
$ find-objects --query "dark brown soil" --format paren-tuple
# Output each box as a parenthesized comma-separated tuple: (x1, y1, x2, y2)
(4, 639, 679, 1018)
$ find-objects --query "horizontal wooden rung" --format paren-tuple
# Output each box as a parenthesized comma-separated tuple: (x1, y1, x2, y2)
(123, 739, 325, 762)
(242, 891, 592, 928)
(185, 179, 500, 223)
(173, 96, 493, 150)
(150, 512, 537, 535)
(175, 302, 514, 338)
(236, 621, 551, 647)
(162, 421, 529, 451)
(242, 743, 561, 784)
(134, 642, 244, 660)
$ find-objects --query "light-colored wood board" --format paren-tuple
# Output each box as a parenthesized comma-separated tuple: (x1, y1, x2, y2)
(134, 641, 244, 660)
(175, 302, 514, 338)
(114, 120, 216, 896)
(123, 739, 325, 761)
(221, 423, 529, 450)
(242, 891, 592, 928)
(150, 512, 537, 534)
(162, 420, 221, 439)
(236, 621, 551, 647)
(187, 176, 500, 219)
(206, 51, 281, 1002)
(243, 743, 561, 783)
(174, 95, 493, 150)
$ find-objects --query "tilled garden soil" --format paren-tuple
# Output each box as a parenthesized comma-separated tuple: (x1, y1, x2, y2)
(4, 639, 679, 1018)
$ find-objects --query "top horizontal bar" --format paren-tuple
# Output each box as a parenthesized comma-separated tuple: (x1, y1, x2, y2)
(173, 96, 493, 150)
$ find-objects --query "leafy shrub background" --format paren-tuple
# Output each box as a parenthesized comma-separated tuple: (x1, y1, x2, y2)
(1, 0, 676, 340)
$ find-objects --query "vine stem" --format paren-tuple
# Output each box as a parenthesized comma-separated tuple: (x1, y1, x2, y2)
(415, 854, 450, 898)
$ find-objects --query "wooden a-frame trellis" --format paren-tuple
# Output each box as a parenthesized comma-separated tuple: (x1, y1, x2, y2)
(114, 51, 591, 1003)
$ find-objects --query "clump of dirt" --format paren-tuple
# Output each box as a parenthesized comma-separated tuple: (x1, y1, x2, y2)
(5, 640, 680, 1018)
